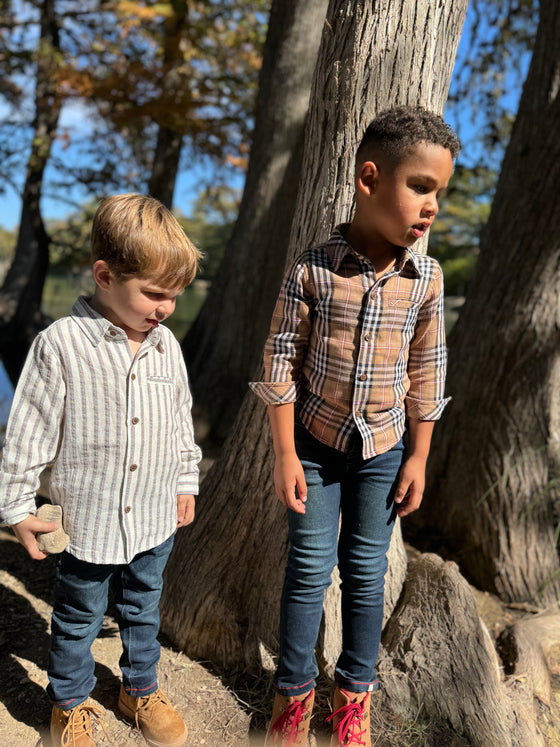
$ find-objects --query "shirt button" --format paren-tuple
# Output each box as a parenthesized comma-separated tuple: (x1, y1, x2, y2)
(131, 374, 136, 380)
(110, 329, 117, 337)
(355, 410, 362, 418)
(131, 417, 139, 425)
(124, 506, 132, 513)
(364, 333, 371, 341)
(359, 373, 367, 381)
(129, 464, 137, 472)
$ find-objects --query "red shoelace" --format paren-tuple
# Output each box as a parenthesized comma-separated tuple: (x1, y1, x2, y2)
(268, 691, 313, 745)
(327, 692, 368, 746)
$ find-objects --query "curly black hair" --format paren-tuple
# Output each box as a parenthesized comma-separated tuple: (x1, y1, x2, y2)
(356, 106, 460, 168)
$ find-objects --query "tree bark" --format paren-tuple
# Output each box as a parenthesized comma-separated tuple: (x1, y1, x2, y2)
(161, 0, 467, 670)
(0, 0, 61, 385)
(413, 0, 560, 606)
(182, 0, 329, 442)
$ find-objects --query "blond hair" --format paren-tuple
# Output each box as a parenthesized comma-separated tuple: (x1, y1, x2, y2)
(91, 194, 202, 287)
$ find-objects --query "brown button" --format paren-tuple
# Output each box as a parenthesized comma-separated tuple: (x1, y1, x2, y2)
(359, 373, 367, 381)
(110, 330, 117, 336)
(355, 410, 362, 418)
(364, 333, 371, 341)
(132, 417, 139, 425)
(131, 374, 136, 380)
(129, 464, 137, 472)
(124, 506, 131, 514)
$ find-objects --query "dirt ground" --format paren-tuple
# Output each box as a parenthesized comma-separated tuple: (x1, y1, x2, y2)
(0, 527, 263, 747)
(2, 524, 560, 747)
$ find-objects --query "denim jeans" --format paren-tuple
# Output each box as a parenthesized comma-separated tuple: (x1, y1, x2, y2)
(47, 533, 174, 709)
(275, 419, 405, 696)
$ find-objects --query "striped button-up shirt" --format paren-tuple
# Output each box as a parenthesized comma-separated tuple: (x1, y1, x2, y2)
(250, 226, 449, 458)
(0, 297, 201, 564)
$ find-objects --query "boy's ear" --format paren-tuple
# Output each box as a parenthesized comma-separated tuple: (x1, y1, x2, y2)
(92, 260, 114, 291)
(357, 160, 379, 196)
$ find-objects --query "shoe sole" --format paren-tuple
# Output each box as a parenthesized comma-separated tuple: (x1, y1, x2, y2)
(118, 699, 188, 747)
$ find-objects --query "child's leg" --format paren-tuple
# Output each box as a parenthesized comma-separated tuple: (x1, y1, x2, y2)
(275, 421, 344, 696)
(335, 438, 405, 692)
(111, 533, 174, 696)
(47, 553, 112, 708)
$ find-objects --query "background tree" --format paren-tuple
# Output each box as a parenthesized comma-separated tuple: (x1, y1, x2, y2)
(0, 0, 62, 383)
(182, 0, 329, 442)
(0, 0, 267, 382)
(161, 0, 468, 668)
(411, 0, 560, 607)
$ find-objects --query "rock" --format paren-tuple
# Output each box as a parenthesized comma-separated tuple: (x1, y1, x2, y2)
(36, 504, 69, 554)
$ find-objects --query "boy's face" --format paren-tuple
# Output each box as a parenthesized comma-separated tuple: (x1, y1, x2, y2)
(93, 264, 184, 339)
(356, 142, 453, 251)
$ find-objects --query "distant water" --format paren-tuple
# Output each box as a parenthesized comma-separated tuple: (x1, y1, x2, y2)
(0, 362, 13, 429)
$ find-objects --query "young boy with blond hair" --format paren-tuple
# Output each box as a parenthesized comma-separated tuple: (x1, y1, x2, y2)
(0, 194, 202, 747)
(251, 106, 460, 746)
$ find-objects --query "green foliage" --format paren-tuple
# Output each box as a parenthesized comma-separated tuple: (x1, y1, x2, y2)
(47, 201, 98, 270)
(430, 163, 494, 296)
(0, 227, 16, 262)
(176, 185, 238, 280)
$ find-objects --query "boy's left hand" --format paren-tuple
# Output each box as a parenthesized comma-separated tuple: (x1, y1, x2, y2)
(394, 456, 426, 517)
(177, 494, 195, 527)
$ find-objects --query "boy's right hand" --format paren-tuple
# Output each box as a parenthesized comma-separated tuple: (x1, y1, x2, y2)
(273, 453, 308, 514)
(12, 515, 59, 560)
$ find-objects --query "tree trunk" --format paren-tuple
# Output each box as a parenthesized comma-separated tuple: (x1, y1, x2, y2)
(0, 0, 61, 385)
(379, 553, 543, 747)
(182, 0, 329, 442)
(413, 0, 560, 607)
(147, 0, 188, 209)
(148, 127, 183, 210)
(161, 0, 467, 670)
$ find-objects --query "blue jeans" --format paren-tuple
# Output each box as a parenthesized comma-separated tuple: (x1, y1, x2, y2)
(275, 420, 405, 696)
(47, 534, 174, 709)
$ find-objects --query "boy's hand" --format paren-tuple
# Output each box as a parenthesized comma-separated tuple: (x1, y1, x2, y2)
(12, 515, 59, 560)
(177, 494, 195, 527)
(274, 453, 307, 514)
(394, 455, 426, 517)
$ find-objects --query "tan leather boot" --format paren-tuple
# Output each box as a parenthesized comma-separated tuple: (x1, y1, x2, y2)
(118, 686, 188, 747)
(265, 689, 315, 745)
(50, 700, 105, 747)
(327, 687, 371, 746)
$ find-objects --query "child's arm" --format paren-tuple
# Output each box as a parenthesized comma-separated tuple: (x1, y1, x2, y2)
(12, 514, 59, 560)
(268, 403, 307, 514)
(394, 418, 434, 517)
(172, 337, 202, 501)
(0, 334, 66, 556)
(177, 494, 195, 527)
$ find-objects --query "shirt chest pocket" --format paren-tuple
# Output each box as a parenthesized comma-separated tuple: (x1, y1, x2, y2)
(373, 293, 421, 348)
(145, 376, 177, 434)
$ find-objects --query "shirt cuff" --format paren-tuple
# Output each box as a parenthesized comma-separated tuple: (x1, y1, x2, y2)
(1, 500, 36, 527)
(249, 381, 298, 405)
(405, 395, 451, 421)
(177, 475, 199, 496)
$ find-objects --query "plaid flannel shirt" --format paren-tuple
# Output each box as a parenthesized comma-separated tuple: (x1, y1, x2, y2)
(250, 226, 449, 458)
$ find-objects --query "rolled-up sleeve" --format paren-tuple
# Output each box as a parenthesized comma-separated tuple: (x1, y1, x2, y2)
(250, 257, 312, 405)
(405, 268, 450, 420)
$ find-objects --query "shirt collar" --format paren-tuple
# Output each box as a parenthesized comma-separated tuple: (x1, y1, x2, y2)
(70, 296, 165, 351)
(326, 224, 423, 277)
